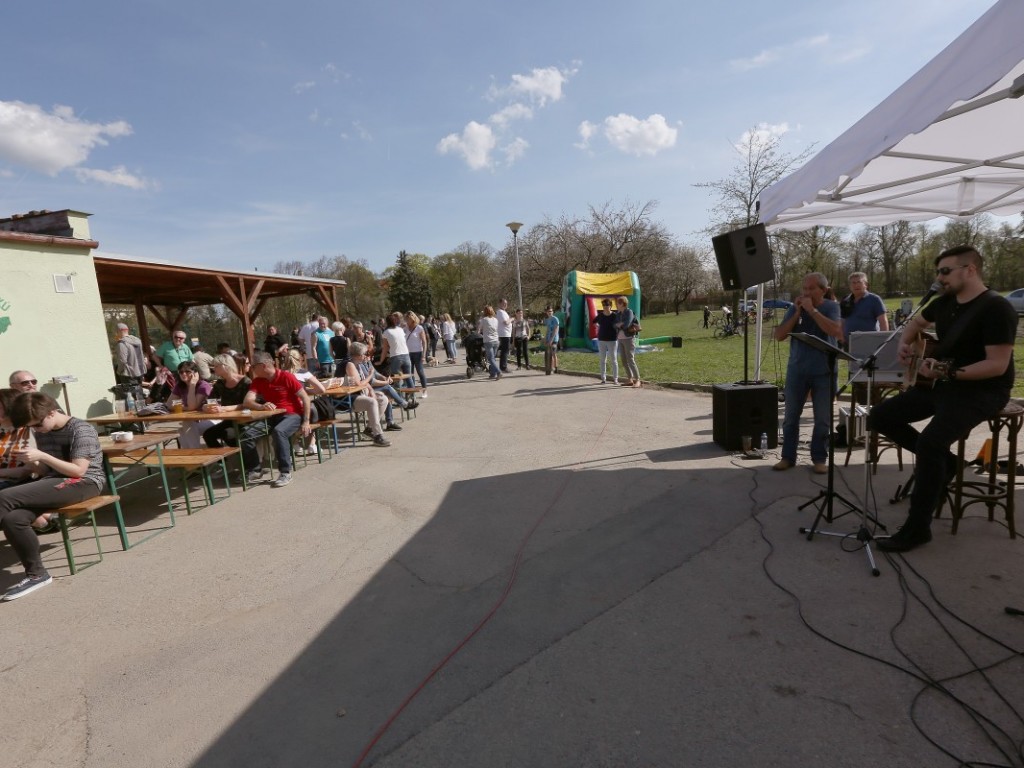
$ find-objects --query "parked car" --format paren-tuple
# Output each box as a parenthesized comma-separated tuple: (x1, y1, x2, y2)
(762, 298, 793, 310)
(1006, 289, 1024, 314)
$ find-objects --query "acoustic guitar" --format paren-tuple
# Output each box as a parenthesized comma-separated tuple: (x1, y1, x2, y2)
(904, 335, 954, 389)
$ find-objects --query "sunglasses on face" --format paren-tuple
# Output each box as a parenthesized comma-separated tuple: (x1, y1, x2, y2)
(936, 265, 968, 276)
(16, 379, 38, 387)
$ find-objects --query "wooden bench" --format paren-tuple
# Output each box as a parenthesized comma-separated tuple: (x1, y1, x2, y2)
(48, 495, 120, 574)
(109, 447, 240, 514)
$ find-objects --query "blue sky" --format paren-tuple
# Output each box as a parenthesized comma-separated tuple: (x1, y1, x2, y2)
(0, 0, 997, 274)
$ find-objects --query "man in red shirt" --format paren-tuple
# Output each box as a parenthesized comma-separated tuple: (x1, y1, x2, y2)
(241, 352, 312, 488)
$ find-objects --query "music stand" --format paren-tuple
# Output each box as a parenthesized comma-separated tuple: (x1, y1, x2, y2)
(788, 332, 882, 576)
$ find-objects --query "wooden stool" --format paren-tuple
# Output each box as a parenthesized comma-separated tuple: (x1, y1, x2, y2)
(938, 402, 1023, 537)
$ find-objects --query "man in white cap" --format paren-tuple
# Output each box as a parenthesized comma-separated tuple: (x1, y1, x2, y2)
(114, 323, 148, 385)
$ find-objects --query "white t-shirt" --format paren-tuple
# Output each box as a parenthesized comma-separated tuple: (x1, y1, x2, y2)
(442, 320, 456, 341)
(479, 316, 499, 344)
(298, 321, 319, 357)
(406, 325, 426, 354)
(383, 327, 410, 356)
(496, 308, 512, 338)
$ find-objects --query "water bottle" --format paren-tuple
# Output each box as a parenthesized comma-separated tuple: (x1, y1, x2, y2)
(759, 432, 768, 455)
(125, 391, 135, 414)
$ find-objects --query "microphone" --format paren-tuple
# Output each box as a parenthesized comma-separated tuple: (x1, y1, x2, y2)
(919, 282, 943, 306)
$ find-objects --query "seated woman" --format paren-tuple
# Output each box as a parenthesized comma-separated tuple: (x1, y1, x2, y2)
(0, 388, 35, 492)
(278, 345, 328, 455)
(0, 392, 106, 601)
(201, 354, 252, 449)
(340, 342, 392, 447)
(168, 361, 219, 449)
(348, 343, 414, 433)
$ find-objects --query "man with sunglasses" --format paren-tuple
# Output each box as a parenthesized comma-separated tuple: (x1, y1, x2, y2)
(155, 331, 194, 374)
(869, 246, 1017, 552)
(9, 371, 39, 391)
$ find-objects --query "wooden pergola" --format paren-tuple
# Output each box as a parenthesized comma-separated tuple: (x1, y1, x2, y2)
(93, 252, 346, 360)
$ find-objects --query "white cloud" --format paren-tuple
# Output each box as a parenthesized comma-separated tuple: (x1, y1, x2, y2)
(502, 138, 529, 166)
(729, 33, 831, 72)
(440, 63, 578, 170)
(736, 122, 790, 151)
(293, 81, 316, 94)
(505, 66, 575, 106)
(0, 100, 133, 176)
(601, 114, 677, 157)
(490, 103, 534, 128)
(575, 120, 597, 150)
(74, 165, 150, 190)
(437, 121, 496, 170)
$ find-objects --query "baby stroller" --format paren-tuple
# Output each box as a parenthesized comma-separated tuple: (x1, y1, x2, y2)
(463, 332, 486, 378)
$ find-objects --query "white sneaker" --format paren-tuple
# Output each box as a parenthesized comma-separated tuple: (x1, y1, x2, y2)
(271, 473, 292, 488)
(419, 392, 428, 399)
(246, 469, 265, 484)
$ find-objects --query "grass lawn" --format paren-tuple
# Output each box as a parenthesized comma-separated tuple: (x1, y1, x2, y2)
(550, 301, 1024, 398)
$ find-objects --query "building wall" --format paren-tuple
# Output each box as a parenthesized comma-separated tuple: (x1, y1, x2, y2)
(0, 240, 117, 417)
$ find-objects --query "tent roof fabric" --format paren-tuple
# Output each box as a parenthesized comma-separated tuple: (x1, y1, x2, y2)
(759, 0, 1024, 231)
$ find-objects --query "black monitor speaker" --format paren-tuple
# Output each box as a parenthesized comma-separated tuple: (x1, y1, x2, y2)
(712, 223, 775, 291)
(712, 383, 779, 451)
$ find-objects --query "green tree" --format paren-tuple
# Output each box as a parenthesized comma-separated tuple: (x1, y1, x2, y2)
(386, 250, 433, 315)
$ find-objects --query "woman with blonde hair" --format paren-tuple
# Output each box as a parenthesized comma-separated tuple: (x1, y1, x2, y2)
(477, 305, 500, 379)
(405, 311, 430, 397)
(441, 313, 457, 363)
(201, 354, 252, 449)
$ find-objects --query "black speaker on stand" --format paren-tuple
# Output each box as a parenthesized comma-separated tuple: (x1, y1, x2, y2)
(712, 223, 774, 291)
(711, 223, 775, 385)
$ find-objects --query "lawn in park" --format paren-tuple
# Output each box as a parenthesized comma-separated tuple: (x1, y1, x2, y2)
(550, 299, 1024, 397)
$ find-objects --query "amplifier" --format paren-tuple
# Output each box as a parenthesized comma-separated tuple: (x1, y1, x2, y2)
(847, 331, 906, 384)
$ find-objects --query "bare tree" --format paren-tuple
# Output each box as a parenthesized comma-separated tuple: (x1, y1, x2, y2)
(695, 125, 815, 234)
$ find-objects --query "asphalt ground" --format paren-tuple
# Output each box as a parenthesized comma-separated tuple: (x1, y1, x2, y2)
(3, 365, 1023, 768)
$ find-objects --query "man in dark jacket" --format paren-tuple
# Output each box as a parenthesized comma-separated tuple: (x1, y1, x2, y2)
(263, 325, 286, 356)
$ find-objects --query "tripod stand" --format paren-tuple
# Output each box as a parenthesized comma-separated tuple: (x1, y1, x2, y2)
(790, 333, 883, 576)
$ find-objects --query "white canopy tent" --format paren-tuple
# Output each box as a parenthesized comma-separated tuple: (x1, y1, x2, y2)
(759, 0, 1024, 231)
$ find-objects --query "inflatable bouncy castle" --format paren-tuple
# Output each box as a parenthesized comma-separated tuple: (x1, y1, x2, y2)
(559, 270, 641, 350)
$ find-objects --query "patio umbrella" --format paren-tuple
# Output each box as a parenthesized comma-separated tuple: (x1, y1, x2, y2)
(758, 0, 1024, 231)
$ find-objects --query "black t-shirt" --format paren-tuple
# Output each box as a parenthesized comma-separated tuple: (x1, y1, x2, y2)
(211, 376, 252, 407)
(592, 312, 618, 342)
(329, 335, 350, 362)
(923, 290, 1017, 390)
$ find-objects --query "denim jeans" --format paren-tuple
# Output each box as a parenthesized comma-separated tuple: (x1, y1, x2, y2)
(373, 383, 407, 423)
(241, 413, 301, 474)
(389, 353, 412, 387)
(780, 369, 832, 464)
(409, 351, 428, 390)
(484, 342, 499, 377)
(444, 339, 457, 361)
(598, 339, 618, 380)
(869, 384, 1008, 531)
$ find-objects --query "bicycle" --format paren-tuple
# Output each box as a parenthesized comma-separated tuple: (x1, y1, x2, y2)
(714, 321, 743, 339)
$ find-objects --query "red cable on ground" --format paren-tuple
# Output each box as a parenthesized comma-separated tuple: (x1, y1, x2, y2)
(351, 399, 623, 767)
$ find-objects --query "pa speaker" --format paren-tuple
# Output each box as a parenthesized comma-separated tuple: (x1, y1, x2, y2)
(712, 223, 774, 291)
(712, 383, 779, 451)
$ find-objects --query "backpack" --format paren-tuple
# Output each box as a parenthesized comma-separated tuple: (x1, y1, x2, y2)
(311, 396, 336, 422)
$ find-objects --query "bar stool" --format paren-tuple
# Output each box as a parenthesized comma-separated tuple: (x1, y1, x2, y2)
(937, 401, 1023, 537)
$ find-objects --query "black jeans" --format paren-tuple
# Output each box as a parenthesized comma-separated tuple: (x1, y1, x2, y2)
(0, 477, 102, 577)
(868, 384, 1009, 531)
(499, 337, 511, 371)
(514, 337, 530, 368)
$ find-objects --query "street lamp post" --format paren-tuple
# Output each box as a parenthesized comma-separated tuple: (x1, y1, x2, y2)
(506, 221, 524, 312)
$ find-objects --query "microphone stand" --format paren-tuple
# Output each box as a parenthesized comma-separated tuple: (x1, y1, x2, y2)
(797, 289, 937, 576)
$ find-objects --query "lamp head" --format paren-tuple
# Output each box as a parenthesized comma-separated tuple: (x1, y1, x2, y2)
(506, 221, 523, 235)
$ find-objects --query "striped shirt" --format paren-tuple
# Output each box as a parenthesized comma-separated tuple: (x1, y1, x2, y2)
(34, 417, 105, 490)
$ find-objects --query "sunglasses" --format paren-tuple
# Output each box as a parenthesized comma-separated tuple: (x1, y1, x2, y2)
(16, 379, 37, 387)
(935, 264, 968, 276)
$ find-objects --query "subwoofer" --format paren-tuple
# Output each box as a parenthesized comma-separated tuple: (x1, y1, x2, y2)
(712, 223, 775, 291)
(712, 383, 779, 451)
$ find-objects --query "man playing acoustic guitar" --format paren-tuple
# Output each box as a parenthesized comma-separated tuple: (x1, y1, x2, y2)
(869, 246, 1018, 552)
